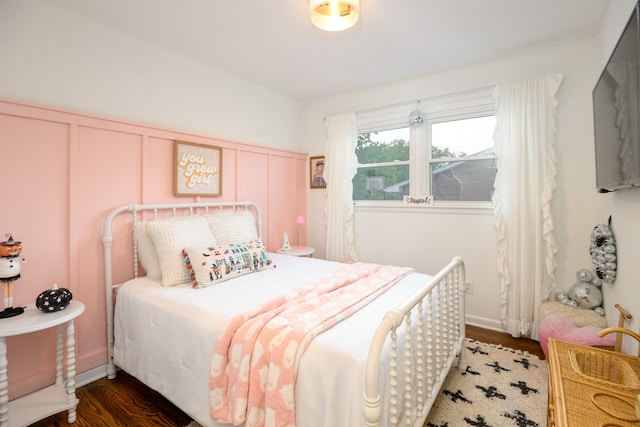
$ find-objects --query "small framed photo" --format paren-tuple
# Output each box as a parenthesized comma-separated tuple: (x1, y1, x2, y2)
(310, 156, 327, 189)
(174, 141, 222, 197)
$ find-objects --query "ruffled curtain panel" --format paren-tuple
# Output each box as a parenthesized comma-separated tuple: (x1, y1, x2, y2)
(323, 113, 359, 263)
(492, 73, 563, 339)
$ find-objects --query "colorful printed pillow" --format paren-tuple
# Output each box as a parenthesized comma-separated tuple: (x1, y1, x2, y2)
(183, 239, 273, 288)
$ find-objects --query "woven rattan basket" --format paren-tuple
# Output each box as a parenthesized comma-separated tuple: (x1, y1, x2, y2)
(569, 348, 640, 390)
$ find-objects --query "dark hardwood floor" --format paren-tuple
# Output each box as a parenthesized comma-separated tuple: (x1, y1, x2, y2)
(465, 324, 545, 359)
(30, 325, 544, 426)
(29, 369, 193, 427)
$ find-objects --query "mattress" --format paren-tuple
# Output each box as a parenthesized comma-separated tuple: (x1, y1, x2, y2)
(113, 253, 432, 427)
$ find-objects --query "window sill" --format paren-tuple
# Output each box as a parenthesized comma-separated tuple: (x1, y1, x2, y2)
(353, 200, 493, 215)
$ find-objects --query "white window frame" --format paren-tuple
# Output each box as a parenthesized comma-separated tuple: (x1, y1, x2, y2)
(354, 87, 495, 211)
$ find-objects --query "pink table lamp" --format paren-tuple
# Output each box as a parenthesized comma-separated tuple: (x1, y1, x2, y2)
(296, 215, 305, 247)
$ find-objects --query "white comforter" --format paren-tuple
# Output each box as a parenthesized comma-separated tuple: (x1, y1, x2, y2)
(113, 253, 431, 427)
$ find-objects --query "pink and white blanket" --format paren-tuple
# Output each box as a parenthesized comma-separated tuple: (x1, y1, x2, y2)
(209, 262, 413, 427)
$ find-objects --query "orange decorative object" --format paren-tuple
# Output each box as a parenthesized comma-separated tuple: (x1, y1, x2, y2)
(0, 234, 21, 258)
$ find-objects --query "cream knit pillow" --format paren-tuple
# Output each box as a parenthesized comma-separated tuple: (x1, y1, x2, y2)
(206, 211, 258, 244)
(146, 216, 216, 286)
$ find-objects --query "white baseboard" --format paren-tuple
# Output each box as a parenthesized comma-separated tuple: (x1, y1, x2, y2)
(465, 314, 542, 343)
(465, 314, 504, 332)
(76, 364, 108, 388)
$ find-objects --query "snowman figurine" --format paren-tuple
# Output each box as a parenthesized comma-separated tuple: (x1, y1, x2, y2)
(0, 234, 25, 318)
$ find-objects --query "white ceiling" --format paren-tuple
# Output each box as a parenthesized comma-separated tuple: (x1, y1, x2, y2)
(44, 0, 611, 101)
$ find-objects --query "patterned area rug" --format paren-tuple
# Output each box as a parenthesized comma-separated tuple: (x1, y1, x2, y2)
(425, 339, 547, 427)
(184, 339, 547, 427)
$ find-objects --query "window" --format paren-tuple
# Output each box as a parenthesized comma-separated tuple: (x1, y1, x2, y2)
(353, 128, 410, 200)
(430, 116, 496, 201)
(353, 90, 496, 206)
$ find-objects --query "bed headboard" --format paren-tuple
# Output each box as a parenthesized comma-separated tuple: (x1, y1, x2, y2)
(102, 200, 262, 378)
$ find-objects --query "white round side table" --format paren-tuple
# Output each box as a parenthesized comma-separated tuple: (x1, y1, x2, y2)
(0, 300, 85, 427)
(276, 246, 315, 257)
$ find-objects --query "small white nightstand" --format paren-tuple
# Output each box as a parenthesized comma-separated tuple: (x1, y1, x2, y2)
(277, 246, 315, 257)
(0, 300, 85, 427)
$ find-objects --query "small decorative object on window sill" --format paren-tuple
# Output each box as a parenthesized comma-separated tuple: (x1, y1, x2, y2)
(36, 283, 73, 313)
(0, 233, 25, 319)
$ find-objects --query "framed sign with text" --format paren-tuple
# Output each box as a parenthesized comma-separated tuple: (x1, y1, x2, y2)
(174, 141, 222, 196)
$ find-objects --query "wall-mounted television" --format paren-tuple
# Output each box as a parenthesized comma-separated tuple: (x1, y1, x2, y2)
(592, 2, 640, 193)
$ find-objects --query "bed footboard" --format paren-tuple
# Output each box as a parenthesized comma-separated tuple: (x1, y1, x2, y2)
(362, 256, 467, 427)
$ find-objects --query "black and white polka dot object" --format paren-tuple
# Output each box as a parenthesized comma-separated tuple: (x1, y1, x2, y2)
(589, 218, 617, 284)
(35, 283, 72, 312)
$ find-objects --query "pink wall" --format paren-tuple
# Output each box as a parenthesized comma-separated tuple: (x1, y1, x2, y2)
(0, 99, 307, 398)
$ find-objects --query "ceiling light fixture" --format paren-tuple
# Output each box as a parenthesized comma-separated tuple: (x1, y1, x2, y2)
(310, 0, 360, 32)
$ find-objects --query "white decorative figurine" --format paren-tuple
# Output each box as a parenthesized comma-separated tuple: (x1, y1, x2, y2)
(0, 233, 25, 318)
(590, 218, 617, 283)
(555, 269, 605, 316)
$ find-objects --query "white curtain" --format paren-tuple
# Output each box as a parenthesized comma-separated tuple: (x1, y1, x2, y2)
(492, 73, 563, 339)
(323, 113, 359, 262)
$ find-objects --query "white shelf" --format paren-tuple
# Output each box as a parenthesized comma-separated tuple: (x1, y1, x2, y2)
(0, 302, 84, 337)
(7, 384, 75, 427)
(0, 301, 84, 427)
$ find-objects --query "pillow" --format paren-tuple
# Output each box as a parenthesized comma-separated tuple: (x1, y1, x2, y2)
(146, 216, 217, 286)
(206, 210, 258, 245)
(133, 221, 161, 279)
(538, 315, 616, 357)
(183, 239, 273, 289)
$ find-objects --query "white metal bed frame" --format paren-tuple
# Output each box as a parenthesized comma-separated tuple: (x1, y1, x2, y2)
(363, 256, 467, 427)
(102, 201, 467, 427)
